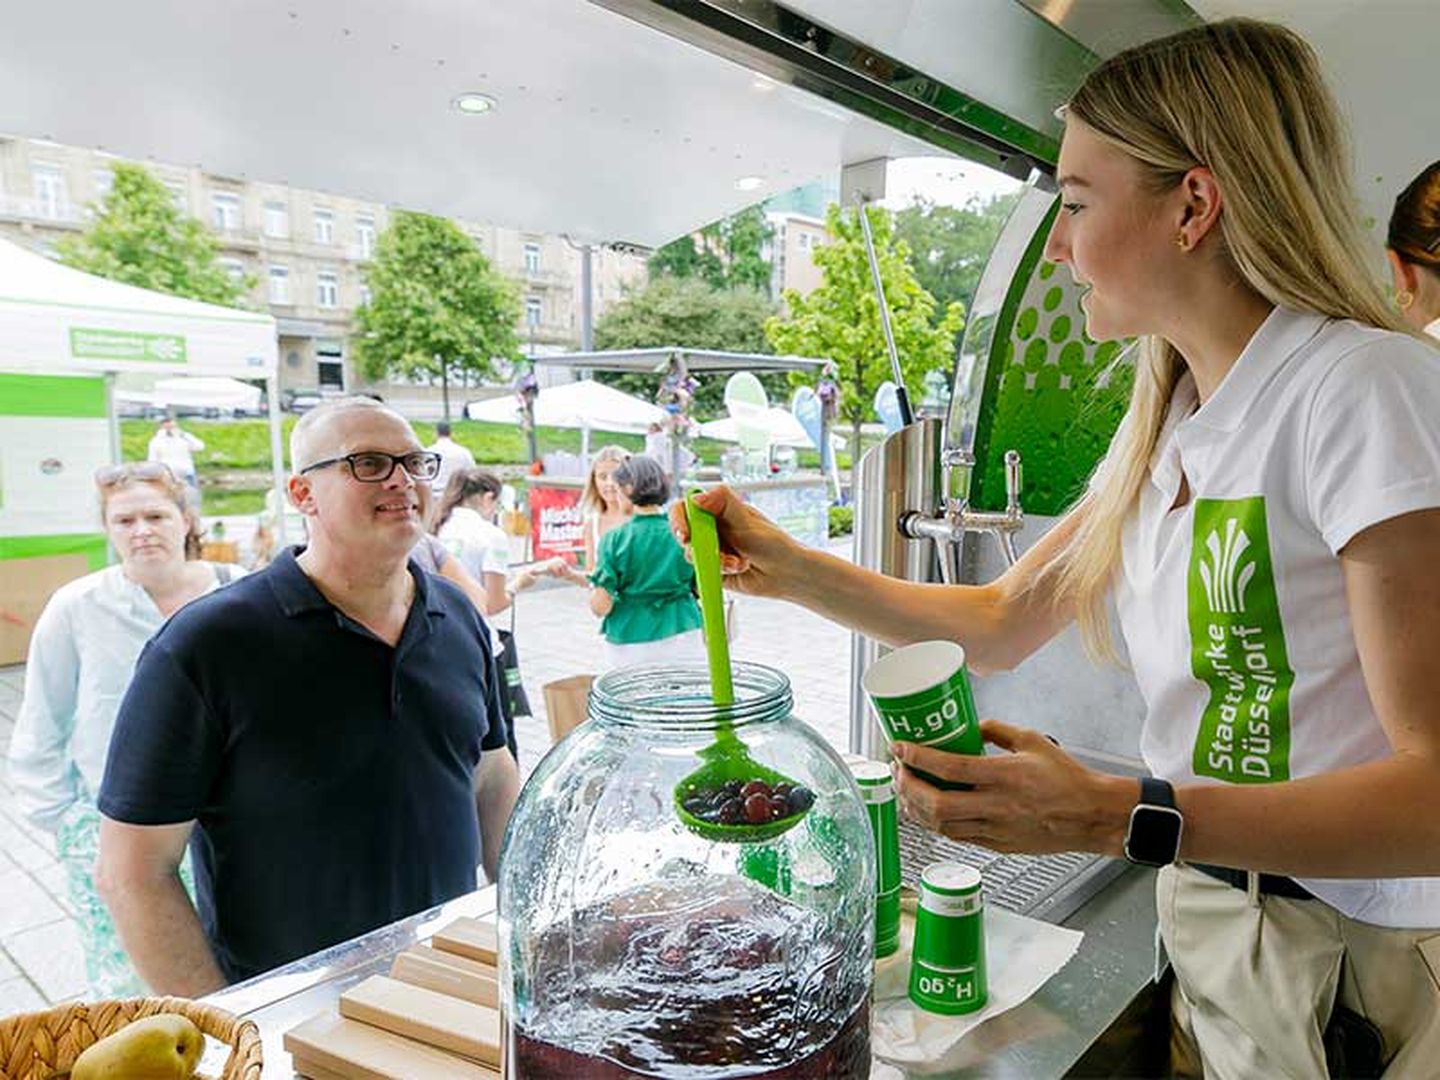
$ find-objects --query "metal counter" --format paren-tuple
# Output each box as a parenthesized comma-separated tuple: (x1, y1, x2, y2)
(204, 867, 1158, 1078)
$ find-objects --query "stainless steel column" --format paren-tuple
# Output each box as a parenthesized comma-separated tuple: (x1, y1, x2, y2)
(848, 417, 945, 757)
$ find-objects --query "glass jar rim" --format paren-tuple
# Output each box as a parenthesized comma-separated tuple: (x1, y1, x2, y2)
(590, 662, 793, 729)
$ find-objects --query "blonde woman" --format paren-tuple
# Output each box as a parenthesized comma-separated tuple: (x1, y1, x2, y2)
(7, 463, 241, 997)
(553, 444, 631, 585)
(1387, 161, 1440, 338)
(676, 20, 1440, 1078)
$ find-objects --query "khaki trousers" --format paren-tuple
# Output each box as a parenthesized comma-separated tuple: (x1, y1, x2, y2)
(1158, 864, 1440, 1078)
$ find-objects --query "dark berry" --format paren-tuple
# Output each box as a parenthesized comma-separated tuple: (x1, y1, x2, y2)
(719, 798, 745, 825)
(741, 780, 772, 799)
(787, 786, 815, 814)
(743, 793, 772, 824)
(683, 797, 707, 817)
(769, 796, 790, 820)
(773, 783, 793, 798)
(722, 780, 743, 798)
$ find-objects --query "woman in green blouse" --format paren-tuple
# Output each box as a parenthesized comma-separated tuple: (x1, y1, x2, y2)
(588, 455, 704, 671)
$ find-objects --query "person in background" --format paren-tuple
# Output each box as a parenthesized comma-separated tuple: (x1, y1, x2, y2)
(426, 420, 476, 497)
(6, 462, 241, 997)
(96, 397, 519, 995)
(146, 417, 204, 498)
(589, 455, 703, 672)
(553, 445, 631, 585)
(431, 468, 552, 730)
(677, 20, 1440, 1078)
(1386, 160, 1440, 339)
(431, 468, 545, 617)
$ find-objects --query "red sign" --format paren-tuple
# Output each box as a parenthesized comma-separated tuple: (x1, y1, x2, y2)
(529, 484, 586, 564)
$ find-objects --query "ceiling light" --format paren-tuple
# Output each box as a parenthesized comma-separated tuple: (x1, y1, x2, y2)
(734, 176, 765, 191)
(452, 92, 496, 115)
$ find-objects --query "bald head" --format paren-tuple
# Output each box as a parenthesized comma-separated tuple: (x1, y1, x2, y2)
(290, 397, 412, 473)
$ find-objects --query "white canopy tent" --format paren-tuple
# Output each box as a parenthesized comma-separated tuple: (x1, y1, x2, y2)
(465, 378, 664, 463)
(115, 376, 266, 416)
(0, 236, 284, 559)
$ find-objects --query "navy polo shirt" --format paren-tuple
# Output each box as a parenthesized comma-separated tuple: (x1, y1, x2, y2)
(99, 547, 508, 984)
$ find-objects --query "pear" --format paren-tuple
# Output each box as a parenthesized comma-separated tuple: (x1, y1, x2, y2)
(70, 1013, 204, 1080)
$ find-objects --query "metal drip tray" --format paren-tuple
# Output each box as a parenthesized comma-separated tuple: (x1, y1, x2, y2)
(898, 820, 1129, 925)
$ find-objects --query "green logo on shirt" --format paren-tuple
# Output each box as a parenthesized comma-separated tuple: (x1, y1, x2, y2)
(1187, 497, 1294, 783)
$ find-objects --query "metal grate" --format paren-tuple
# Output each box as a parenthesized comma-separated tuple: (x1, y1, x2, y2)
(897, 819, 1127, 924)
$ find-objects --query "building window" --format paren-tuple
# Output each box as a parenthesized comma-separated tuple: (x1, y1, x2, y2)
(523, 242, 541, 275)
(525, 296, 542, 329)
(264, 201, 290, 238)
(31, 164, 67, 220)
(92, 168, 115, 202)
(218, 258, 246, 283)
(313, 208, 334, 244)
(356, 214, 376, 259)
(268, 265, 291, 304)
(163, 180, 188, 213)
(357, 284, 373, 307)
(211, 191, 242, 231)
(316, 269, 339, 309)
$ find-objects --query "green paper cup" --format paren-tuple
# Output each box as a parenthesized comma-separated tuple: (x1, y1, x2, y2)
(862, 641, 981, 791)
(908, 862, 988, 1015)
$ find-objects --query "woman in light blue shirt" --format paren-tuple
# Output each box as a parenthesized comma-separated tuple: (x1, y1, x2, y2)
(6, 462, 240, 997)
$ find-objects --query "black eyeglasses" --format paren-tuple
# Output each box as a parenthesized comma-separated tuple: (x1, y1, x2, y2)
(299, 451, 442, 483)
(95, 462, 177, 486)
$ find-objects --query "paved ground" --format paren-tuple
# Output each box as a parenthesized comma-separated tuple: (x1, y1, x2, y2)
(0, 537, 856, 1010)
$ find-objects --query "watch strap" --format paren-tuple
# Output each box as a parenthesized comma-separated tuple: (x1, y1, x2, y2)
(1140, 776, 1176, 810)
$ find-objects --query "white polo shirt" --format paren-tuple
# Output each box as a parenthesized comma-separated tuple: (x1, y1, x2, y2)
(1113, 307, 1440, 927)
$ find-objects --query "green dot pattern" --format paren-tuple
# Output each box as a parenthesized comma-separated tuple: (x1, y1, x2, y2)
(971, 219, 1135, 516)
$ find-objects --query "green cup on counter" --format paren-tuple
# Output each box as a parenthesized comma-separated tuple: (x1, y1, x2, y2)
(909, 862, 988, 1015)
(862, 641, 982, 790)
(848, 758, 902, 958)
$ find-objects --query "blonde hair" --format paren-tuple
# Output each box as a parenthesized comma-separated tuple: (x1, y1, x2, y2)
(1048, 18, 1408, 660)
(581, 445, 629, 515)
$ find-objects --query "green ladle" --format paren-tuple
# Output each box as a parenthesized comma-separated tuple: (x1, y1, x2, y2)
(674, 492, 808, 843)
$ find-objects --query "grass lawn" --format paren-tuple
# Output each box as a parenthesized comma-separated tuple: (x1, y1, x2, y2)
(202, 487, 269, 516)
(123, 418, 858, 474)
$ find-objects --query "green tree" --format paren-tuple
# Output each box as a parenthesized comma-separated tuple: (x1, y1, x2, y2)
(765, 204, 964, 486)
(892, 192, 1020, 321)
(648, 205, 774, 293)
(57, 163, 253, 306)
(592, 276, 782, 415)
(354, 212, 521, 420)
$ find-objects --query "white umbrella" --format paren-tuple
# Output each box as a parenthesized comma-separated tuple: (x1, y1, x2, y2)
(699, 408, 843, 449)
(466, 378, 664, 461)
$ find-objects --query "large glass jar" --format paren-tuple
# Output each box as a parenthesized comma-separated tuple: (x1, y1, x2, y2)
(499, 663, 875, 1078)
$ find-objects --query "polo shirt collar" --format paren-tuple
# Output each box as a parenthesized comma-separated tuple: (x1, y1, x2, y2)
(1183, 306, 1327, 434)
(268, 546, 443, 619)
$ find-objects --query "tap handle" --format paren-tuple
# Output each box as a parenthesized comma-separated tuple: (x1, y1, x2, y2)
(1004, 450, 1022, 513)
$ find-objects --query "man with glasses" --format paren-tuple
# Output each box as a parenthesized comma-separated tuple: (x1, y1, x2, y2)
(95, 397, 520, 995)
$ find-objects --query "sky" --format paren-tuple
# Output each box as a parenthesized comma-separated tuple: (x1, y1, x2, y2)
(881, 156, 1024, 211)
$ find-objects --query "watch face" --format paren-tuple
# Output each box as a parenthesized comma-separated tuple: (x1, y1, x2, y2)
(1125, 805, 1183, 867)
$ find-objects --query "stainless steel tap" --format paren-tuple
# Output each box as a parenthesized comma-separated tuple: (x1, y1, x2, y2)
(899, 448, 1025, 581)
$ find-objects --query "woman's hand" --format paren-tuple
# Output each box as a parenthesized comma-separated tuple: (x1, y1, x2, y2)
(667, 486, 806, 599)
(891, 719, 1137, 856)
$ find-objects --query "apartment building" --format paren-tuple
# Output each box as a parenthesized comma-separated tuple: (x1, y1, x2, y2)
(0, 135, 647, 405)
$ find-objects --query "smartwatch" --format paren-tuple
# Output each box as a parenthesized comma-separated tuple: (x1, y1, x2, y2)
(1123, 777, 1184, 867)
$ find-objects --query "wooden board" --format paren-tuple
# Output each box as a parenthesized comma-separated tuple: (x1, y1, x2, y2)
(339, 975, 501, 1067)
(0, 553, 89, 665)
(291, 1056, 353, 1080)
(283, 1013, 499, 1080)
(390, 947, 499, 1008)
(431, 916, 498, 966)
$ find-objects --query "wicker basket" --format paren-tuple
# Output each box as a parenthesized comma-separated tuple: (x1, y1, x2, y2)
(0, 996, 262, 1080)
